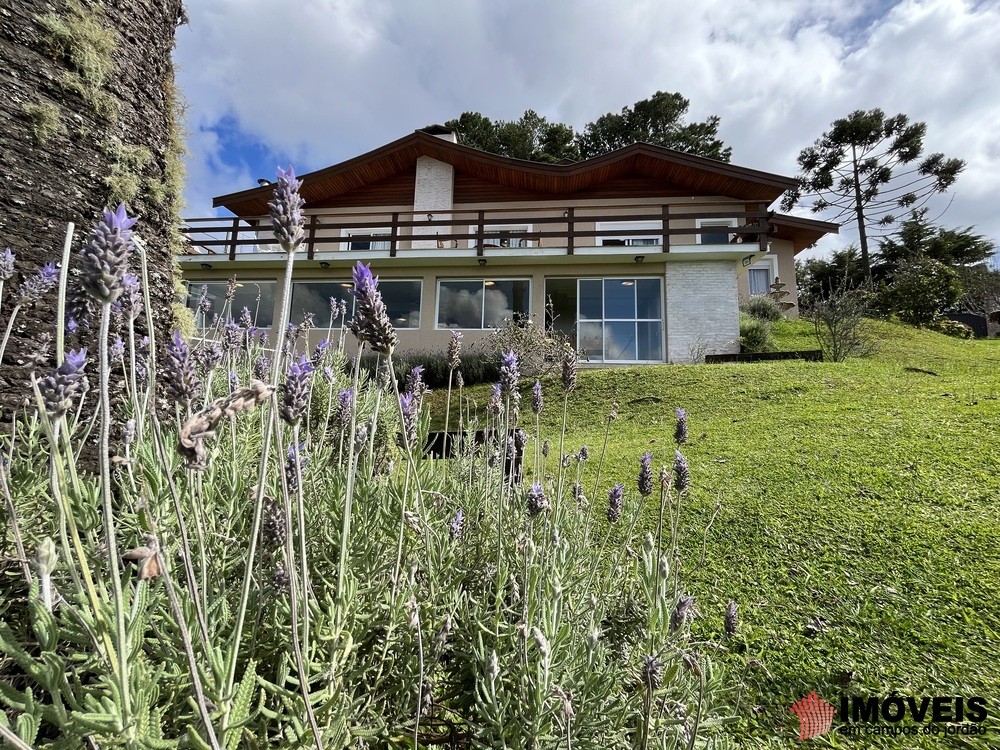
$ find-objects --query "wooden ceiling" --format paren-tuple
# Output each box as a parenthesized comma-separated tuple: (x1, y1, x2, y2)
(214, 131, 800, 217)
(770, 214, 840, 253)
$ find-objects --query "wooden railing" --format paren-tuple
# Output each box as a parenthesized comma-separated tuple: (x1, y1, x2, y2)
(180, 203, 773, 261)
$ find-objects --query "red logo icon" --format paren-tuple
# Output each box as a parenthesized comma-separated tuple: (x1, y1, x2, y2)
(790, 691, 836, 739)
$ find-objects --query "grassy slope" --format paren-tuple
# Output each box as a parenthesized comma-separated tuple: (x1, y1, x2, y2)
(428, 320, 1000, 747)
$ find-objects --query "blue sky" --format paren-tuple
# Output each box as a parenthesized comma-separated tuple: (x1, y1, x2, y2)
(173, 0, 1000, 259)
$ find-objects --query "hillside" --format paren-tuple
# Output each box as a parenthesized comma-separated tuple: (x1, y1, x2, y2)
(430, 320, 1000, 746)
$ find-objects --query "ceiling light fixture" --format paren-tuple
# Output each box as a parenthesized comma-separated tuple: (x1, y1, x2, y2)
(319, 261, 330, 269)
(634, 255, 645, 264)
(199, 262, 212, 270)
(478, 257, 487, 267)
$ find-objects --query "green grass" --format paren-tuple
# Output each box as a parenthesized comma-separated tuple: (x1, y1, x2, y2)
(428, 320, 1000, 747)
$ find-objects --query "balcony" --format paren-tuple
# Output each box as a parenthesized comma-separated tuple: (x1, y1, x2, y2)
(179, 203, 774, 267)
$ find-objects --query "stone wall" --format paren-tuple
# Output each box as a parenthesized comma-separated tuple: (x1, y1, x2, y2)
(0, 0, 184, 421)
(665, 261, 740, 362)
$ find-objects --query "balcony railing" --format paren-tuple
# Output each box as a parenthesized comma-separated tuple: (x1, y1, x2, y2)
(180, 203, 773, 261)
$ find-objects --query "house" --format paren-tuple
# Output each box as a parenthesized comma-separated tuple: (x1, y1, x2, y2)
(179, 126, 837, 363)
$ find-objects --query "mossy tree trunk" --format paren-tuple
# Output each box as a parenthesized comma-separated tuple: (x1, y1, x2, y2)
(0, 0, 186, 424)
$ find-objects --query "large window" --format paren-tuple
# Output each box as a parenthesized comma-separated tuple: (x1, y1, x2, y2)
(545, 277, 663, 362)
(437, 279, 530, 329)
(290, 279, 421, 328)
(187, 281, 276, 328)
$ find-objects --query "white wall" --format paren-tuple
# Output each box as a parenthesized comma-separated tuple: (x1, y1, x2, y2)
(665, 261, 740, 362)
(412, 156, 454, 249)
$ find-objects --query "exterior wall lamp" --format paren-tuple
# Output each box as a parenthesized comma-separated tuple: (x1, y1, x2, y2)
(319, 261, 330, 269)
(634, 255, 645, 264)
(477, 257, 487, 267)
(200, 262, 212, 270)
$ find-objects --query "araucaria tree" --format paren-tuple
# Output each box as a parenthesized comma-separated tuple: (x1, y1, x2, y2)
(781, 109, 965, 281)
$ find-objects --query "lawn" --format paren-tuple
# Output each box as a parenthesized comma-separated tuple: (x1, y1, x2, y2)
(428, 320, 1000, 747)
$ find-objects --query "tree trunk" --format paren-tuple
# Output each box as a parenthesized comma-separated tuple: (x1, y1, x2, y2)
(0, 0, 184, 426)
(850, 143, 872, 285)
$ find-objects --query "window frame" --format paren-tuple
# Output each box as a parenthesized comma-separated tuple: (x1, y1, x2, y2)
(695, 217, 737, 245)
(186, 279, 278, 329)
(466, 224, 534, 248)
(746, 256, 777, 296)
(435, 277, 532, 330)
(288, 278, 423, 329)
(595, 220, 662, 247)
(341, 227, 392, 251)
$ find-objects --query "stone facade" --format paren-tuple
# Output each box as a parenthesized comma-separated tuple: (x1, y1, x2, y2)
(665, 261, 740, 362)
(0, 0, 184, 421)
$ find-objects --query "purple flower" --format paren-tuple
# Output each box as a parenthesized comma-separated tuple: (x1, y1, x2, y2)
(455, 370, 464, 389)
(349, 262, 398, 354)
(449, 508, 465, 540)
(674, 407, 688, 446)
(406, 365, 427, 402)
(121, 272, 142, 320)
(541, 439, 550, 458)
(447, 331, 462, 371)
(237, 306, 251, 330)
(607, 483, 624, 524)
(531, 380, 543, 415)
(223, 319, 242, 353)
(254, 355, 270, 381)
(228, 371, 239, 394)
(638, 452, 654, 497)
(322, 365, 334, 383)
(17, 261, 59, 305)
(561, 346, 578, 392)
(195, 342, 223, 374)
(724, 601, 739, 636)
(399, 392, 418, 447)
(311, 338, 329, 367)
(670, 594, 695, 633)
(164, 331, 202, 404)
(279, 355, 313, 425)
(284, 442, 309, 493)
(487, 383, 502, 416)
(527, 482, 548, 517)
(198, 285, 212, 315)
(268, 166, 305, 249)
(0, 247, 15, 281)
(78, 204, 136, 304)
(109, 335, 125, 361)
(578, 445, 589, 462)
(336, 388, 354, 430)
(499, 350, 519, 397)
(39, 348, 88, 419)
(673, 450, 690, 494)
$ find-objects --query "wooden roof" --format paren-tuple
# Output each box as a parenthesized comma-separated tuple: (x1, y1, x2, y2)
(769, 214, 840, 253)
(214, 130, 800, 216)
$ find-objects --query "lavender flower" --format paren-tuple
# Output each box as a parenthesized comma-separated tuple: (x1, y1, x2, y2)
(561, 454, 572, 469)
(499, 350, 520, 397)
(638, 452, 654, 497)
(336, 388, 354, 430)
(284, 442, 309, 493)
(263, 495, 286, 550)
(228, 371, 239, 394)
(670, 594, 695, 633)
(724, 601, 739, 636)
(195, 342, 223, 374)
(109, 335, 125, 361)
(0, 247, 14, 281)
(349, 262, 398, 354)
(399, 392, 418, 447)
(279, 355, 313, 425)
(527, 482, 548, 517)
(607, 483, 624, 524)
(268, 166, 305, 249)
(531, 380, 543, 415)
(225, 277, 237, 302)
(164, 331, 202, 404)
(322, 365, 334, 383)
(239, 306, 253, 329)
(17, 261, 59, 305)
(39, 348, 88, 419)
(123, 418, 135, 445)
(406, 365, 427, 402)
(197, 285, 212, 315)
(455, 370, 464, 389)
(254, 355, 270, 381)
(223, 319, 242, 353)
(578, 445, 589, 462)
(514, 428, 528, 453)
(487, 383, 502, 416)
(561, 346, 578, 392)
(311, 338, 329, 367)
(642, 655, 663, 690)
(449, 509, 465, 540)
(78, 203, 136, 304)
(541, 439, 550, 458)
(121, 272, 142, 320)
(674, 407, 688, 445)
(447, 331, 462, 371)
(673, 449, 690, 494)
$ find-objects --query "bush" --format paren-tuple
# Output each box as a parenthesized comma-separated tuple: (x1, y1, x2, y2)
(471, 313, 573, 379)
(881, 258, 961, 327)
(739, 313, 774, 352)
(807, 288, 877, 361)
(357, 350, 500, 388)
(928, 317, 974, 339)
(740, 295, 783, 322)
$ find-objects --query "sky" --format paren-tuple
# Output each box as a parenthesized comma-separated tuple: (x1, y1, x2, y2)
(173, 0, 1000, 261)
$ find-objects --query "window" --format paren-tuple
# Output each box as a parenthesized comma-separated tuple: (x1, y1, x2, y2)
(596, 221, 661, 247)
(468, 225, 533, 248)
(696, 219, 736, 245)
(545, 277, 663, 362)
(343, 228, 391, 251)
(748, 267, 772, 296)
(437, 279, 530, 329)
(290, 279, 421, 328)
(187, 281, 276, 328)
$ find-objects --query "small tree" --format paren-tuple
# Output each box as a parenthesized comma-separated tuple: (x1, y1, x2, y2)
(808, 289, 877, 362)
(795, 246, 870, 306)
(955, 264, 1000, 318)
(782, 109, 965, 281)
(876, 209, 995, 273)
(881, 258, 961, 327)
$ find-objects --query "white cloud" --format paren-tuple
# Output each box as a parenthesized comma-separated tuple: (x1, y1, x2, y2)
(175, 0, 1000, 259)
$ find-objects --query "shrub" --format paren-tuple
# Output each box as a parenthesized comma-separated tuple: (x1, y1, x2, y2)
(807, 288, 877, 362)
(881, 258, 961, 327)
(739, 313, 774, 352)
(928, 317, 974, 339)
(471, 312, 574, 379)
(740, 295, 783, 322)
(358, 350, 500, 388)
(0, 211, 737, 748)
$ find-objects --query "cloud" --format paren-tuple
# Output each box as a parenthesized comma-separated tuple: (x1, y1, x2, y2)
(174, 0, 1000, 260)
